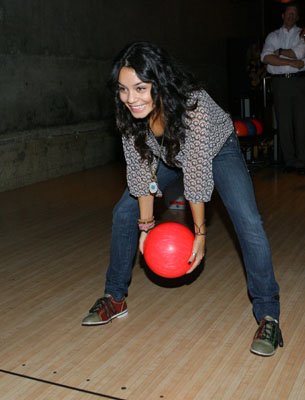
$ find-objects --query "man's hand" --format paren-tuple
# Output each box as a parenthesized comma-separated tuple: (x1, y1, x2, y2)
(290, 59, 305, 69)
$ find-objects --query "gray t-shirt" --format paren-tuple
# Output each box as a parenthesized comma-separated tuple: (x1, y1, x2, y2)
(122, 89, 233, 203)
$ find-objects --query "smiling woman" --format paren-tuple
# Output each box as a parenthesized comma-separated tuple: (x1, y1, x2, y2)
(118, 67, 165, 137)
(118, 67, 154, 119)
(81, 40, 283, 358)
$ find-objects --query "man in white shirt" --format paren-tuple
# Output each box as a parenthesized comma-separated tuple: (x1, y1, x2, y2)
(261, 3, 305, 175)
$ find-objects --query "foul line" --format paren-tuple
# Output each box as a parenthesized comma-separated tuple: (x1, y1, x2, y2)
(0, 369, 126, 400)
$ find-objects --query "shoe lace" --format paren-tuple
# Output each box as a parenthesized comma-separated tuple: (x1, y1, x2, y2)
(257, 319, 284, 347)
(89, 296, 115, 319)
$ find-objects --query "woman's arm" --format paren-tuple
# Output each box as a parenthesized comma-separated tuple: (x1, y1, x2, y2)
(138, 194, 154, 220)
(122, 136, 154, 198)
(138, 194, 155, 254)
(187, 201, 206, 273)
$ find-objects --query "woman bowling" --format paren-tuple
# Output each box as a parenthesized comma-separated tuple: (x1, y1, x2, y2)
(82, 41, 283, 357)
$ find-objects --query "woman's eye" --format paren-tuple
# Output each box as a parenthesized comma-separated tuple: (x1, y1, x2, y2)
(118, 86, 126, 92)
(137, 86, 146, 92)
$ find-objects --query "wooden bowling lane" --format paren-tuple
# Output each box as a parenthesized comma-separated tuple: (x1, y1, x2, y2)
(0, 163, 305, 399)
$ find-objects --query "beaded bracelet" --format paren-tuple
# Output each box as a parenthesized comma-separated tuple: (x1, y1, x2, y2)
(138, 216, 155, 224)
(138, 220, 155, 233)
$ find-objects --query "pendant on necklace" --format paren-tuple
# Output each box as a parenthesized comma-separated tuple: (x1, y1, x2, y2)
(149, 181, 158, 194)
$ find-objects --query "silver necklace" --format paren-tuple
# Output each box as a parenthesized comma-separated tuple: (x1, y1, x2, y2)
(149, 134, 165, 194)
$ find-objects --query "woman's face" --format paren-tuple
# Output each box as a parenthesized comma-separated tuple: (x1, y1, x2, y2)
(118, 67, 155, 119)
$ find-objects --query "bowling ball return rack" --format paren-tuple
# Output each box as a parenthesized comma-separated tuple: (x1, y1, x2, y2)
(238, 132, 275, 172)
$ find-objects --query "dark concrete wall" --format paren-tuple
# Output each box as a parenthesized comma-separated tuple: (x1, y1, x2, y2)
(0, 0, 262, 191)
(0, 0, 262, 134)
(0, 121, 120, 192)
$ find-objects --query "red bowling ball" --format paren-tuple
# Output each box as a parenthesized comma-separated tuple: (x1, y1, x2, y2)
(143, 222, 194, 278)
(233, 119, 248, 137)
(250, 118, 264, 135)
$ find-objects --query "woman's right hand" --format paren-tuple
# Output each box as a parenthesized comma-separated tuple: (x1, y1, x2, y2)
(139, 231, 149, 254)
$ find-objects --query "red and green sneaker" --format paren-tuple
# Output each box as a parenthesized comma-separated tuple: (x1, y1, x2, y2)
(82, 295, 128, 326)
(251, 316, 283, 356)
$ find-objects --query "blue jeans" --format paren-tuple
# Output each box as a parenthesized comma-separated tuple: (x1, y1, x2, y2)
(105, 133, 280, 322)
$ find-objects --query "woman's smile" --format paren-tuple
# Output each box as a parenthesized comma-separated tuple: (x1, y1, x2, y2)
(118, 67, 154, 118)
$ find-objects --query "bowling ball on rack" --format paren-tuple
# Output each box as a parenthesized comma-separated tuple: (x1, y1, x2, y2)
(250, 118, 264, 135)
(233, 119, 248, 137)
(244, 118, 257, 136)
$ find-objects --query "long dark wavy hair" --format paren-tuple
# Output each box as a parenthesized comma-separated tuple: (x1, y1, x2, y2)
(108, 41, 199, 165)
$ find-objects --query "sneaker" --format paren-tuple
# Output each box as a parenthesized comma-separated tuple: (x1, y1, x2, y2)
(250, 316, 283, 356)
(82, 295, 128, 326)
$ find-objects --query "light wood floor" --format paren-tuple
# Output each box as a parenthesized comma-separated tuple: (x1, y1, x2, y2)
(0, 162, 305, 400)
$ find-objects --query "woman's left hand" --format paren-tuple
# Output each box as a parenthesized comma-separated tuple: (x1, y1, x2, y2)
(186, 235, 206, 273)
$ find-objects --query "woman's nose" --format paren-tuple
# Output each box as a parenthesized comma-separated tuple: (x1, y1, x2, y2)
(127, 90, 136, 103)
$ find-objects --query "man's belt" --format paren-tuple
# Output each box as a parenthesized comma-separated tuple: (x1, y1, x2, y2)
(271, 71, 305, 79)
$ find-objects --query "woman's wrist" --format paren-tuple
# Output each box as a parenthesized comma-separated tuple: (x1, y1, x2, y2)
(138, 216, 155, 233)
(194, 221, 206, 236)
(138, 216, 154, 224)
